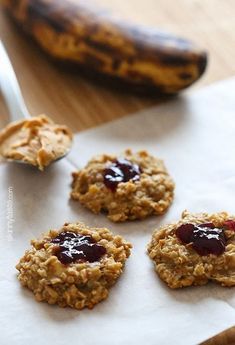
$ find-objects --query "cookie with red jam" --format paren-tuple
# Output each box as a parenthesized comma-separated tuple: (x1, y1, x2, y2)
(148, 211, 235, 288)
(71, 149, 174, 222)
(16, 222, 132, 309)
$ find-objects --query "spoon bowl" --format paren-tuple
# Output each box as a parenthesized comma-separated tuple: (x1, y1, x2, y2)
(0, 40, 72, 169)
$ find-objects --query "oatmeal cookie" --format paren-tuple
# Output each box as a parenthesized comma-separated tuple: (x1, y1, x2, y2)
(16, 222, 132, 309)
(148, 211, 235, 288)
(71, 150, 174, 222)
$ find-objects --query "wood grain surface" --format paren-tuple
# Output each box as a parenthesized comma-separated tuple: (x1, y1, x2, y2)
(0, 0, 235, 344)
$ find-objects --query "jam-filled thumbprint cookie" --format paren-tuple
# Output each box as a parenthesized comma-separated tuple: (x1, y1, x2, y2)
(148, 210, 235, 288)
(71, 149, 175, 222)
(16, 222, 132, 309)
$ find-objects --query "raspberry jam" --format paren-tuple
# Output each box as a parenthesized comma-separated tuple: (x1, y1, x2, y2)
(176, 223, 226, 256)
(223, 220, 235, 231)
(51, 232, 106, 264)
(103, 158, 141, 191)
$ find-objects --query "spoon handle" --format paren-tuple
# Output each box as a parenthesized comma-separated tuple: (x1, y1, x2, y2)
(0, 41, 31, 121)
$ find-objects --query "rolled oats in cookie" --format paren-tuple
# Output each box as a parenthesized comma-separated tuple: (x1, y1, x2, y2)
(147, 211, 235, 289)
(71, 149, 174, 222)
(0, 114, 73, 170)
(16, 222, 132, 309)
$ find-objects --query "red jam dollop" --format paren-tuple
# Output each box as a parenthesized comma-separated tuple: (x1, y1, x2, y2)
(103, 158, 141, 191)
(176, 222, 226, 256)
(223, 220, 235, 231)
(51, 232, 106, 264)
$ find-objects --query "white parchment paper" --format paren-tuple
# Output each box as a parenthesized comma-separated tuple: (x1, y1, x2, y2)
(1, 78, 235, 345)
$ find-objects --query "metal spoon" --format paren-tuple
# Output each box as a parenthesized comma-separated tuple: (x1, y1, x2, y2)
(0, 40, 72, 167)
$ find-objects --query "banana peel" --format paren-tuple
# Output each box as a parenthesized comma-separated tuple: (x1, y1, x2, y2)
(1, 0, 208, 93)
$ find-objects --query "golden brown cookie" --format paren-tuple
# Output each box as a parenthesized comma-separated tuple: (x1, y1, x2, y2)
(148, 210, 235, 289)
(16, 222, 132, 309)
(71, 149, 174, 222)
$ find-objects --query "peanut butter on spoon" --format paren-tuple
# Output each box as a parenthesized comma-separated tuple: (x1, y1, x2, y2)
(0, 114, 73, 170)
(0, 41, 73, 170)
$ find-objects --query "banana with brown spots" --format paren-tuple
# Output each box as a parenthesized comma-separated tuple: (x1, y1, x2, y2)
(1, 0, 208, 93)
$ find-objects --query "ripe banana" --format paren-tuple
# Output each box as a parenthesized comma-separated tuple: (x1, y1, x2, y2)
(1, 0, 208, 93)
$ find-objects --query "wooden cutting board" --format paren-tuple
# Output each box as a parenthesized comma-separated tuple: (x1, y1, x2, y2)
(0, 0, 235, 132)
(0, 1, 235, 343)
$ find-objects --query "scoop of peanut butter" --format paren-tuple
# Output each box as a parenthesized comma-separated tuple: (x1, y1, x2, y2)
(0, 114, 73, 170)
